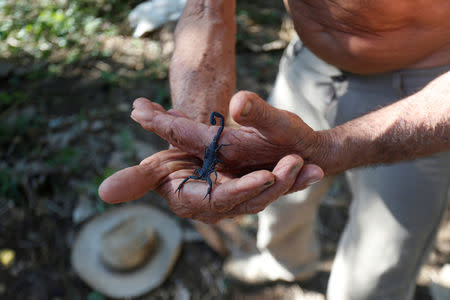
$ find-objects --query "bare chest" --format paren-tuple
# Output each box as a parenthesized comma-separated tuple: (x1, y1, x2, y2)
(285, 0, 450, 72)
(286, 0, 446, 33)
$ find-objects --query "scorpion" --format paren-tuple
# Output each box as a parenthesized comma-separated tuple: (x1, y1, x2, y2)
(175, 111, 225, 200)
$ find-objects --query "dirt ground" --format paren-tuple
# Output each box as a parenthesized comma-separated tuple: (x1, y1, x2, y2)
(0, 1, 448, 299)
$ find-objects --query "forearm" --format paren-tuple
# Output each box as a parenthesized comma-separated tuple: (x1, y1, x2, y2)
(316, 71, 450, 175)
(170, 0, 236, 123)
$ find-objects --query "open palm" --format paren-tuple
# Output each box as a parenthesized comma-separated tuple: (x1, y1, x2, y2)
(99, 92, 324, 223)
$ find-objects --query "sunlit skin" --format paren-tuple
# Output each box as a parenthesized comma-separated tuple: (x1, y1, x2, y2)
(99, 0, 450, 223)
(284, 0, 450, 73)
(99, 97, 324, 223)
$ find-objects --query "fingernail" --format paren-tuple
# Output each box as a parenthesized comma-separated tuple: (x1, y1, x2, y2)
(290, 164, 301, 178)
(241, 100, 252, 116)
(264, 180, 274, 186)
(304, 169, 323, 185)
(305, 177, 322, 186)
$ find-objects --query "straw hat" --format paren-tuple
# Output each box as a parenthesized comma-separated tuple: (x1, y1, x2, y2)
(71, 204, 182, 298)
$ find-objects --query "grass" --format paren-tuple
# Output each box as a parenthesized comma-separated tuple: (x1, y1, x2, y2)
(0, 0, 283, 209)
(0, 0, 140, 60)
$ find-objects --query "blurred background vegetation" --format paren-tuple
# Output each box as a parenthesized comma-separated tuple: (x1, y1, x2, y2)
(0, 1, 294, 299)
(0, 1, 447, 299)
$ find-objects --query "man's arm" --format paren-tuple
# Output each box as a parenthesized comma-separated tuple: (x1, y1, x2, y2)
(129, 70, 449, 178)
(100, 70, 447, 223)
(170, 0, 236, 123)
(316, 71, 450, 175)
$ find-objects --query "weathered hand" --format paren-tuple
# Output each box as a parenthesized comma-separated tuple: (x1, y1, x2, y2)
(99, 148, 321, 224)
(99, 93, 324, 223)
(131, 92, 323, 174)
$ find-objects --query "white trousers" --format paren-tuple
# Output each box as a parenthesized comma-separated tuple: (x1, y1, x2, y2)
(260, 36, 450, 300)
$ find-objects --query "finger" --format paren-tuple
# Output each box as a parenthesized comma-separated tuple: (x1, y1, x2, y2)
(167, 108, 189, 118)
(287, 163, 324, 193)
(132, 97, 167, 113)
(156, 169, 274, 218)
(131, 98, 217, 156)
(229, 91, 305, 143)
(209, 170, 275, 212)
(99, 150, 197, 204)
(98, 166, 155, 204)
(223, 154, 304, 216)
(192, 154, 304, 223)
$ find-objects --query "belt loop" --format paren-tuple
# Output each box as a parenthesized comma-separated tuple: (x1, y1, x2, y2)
(392, 72, 406, 98)
(293, 40, 302, 56)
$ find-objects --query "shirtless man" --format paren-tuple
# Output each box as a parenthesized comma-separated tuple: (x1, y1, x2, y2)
(100, 1, 450, 299)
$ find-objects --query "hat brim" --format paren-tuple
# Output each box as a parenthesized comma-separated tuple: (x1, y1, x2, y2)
(71, 204, 182, 298)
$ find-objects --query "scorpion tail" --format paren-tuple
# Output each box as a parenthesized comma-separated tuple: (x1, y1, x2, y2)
(209, 111, 225, 127)
(209, 111, 225, 136)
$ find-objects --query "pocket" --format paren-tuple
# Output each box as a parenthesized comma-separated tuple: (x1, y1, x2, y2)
(284, 36, 303, 61)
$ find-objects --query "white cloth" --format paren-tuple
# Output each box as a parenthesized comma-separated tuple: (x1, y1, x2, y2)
(128, 0, 187, 37)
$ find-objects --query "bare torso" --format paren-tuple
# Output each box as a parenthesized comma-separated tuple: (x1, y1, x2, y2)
(285, 0, 450, 74)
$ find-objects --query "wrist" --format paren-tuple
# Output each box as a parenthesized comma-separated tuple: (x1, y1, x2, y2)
(175, 0, 236, 37)
(170, 0, 236, 123)
(310, 128, 347, 175)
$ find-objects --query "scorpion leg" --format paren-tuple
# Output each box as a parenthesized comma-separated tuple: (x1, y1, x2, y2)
(176, 175, 201, 198)
(193, 168, 201, 176)
(214, 144, 228, 165)
(202, 175, 214, 200)
(215, 144, 230, 151)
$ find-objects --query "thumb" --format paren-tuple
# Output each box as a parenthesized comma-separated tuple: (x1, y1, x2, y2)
(229, 91, 307, 143)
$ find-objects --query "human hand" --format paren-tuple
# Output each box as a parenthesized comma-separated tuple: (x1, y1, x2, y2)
(99, 92, 324, 223)
(130, 91, 324, 174)
(99, 148, 321, 224)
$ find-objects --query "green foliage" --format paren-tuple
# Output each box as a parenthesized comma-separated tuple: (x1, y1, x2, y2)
(100, 70, 119, 86)
(118, 128, 137, 163)
(119, 128, 134, 152)
(87, 291, 105, 300)
(0, 114, 43, 144)
(93, 167, 116, 187)
(0, 0, 139, 59)
(45, 147, 81, 169)
(154, 87, 170, 109)
(93, 167, 116, 212)
(0, 91, 26, 108)
(237, 7, 282, 25)
(237, 8, 250, 19)
(255, 8, 282, 25)
(0, 166, 20, 199)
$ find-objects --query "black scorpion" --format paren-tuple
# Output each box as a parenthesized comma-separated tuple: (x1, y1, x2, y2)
(175, 111, 225, 200)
